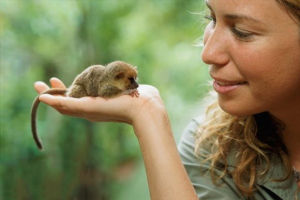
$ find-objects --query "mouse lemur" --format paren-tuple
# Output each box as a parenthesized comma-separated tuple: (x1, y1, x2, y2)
(31, 61, 139, 150)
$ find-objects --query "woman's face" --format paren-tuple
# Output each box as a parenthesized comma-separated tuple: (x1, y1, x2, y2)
(202, 0, 300, 116)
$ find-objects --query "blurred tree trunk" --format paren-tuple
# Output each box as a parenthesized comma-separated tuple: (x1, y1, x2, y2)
(74, 121, 109, 200)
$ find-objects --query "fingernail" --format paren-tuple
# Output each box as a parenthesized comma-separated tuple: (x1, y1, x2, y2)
(50, 77, 58, 81)
(34, 81, 44, 86)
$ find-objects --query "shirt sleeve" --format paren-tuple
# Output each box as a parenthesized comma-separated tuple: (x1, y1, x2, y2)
(177, 118, 244, 200)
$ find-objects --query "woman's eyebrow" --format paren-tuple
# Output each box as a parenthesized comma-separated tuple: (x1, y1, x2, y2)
(205, 0, 265, 25)
(224, 14, 265, 25)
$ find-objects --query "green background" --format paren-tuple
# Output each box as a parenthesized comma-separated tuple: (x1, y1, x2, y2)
(0, 0, 210, 199)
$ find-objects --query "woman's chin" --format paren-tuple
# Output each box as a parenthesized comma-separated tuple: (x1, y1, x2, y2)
(218, 100, 262, 117)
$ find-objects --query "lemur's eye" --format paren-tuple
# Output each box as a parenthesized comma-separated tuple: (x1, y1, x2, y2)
(129, 77, 135, 83)
(115, 72, 124, 80)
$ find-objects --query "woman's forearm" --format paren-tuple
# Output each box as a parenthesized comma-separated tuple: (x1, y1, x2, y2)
(35, 81, 197, 199)
(133, 109, 198, 200)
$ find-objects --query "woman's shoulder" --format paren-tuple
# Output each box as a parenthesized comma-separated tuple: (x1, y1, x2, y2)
(178, 117, 299, 200)
(177, 116, 203, 155)
(177, 116, 210, 166)
(178, 116, 219, 164)
(177, 116, 246, 199)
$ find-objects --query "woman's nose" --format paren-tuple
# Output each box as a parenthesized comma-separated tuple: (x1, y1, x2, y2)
(201, 25, 230, 66)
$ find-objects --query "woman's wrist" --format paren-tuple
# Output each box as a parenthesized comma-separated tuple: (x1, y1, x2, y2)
(132, 99, 171, 140)
(130, 100, 198, 200)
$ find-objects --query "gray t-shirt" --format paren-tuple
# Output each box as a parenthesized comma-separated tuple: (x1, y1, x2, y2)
(178, 117, 299, 200)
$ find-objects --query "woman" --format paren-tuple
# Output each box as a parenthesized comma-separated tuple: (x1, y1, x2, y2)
(34, 0, 300, 199)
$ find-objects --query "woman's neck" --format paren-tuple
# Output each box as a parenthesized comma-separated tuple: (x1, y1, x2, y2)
(282, 126, 300, 169)
(271, 108, 300, 169)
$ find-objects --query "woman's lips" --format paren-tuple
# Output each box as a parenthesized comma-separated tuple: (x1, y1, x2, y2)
(213, 80, 247, 94)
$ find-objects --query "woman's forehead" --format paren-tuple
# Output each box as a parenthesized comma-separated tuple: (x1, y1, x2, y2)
(206, 0, 298, 29)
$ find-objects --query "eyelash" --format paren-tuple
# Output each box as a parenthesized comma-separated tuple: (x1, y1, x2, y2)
(204, 14, 254, 40)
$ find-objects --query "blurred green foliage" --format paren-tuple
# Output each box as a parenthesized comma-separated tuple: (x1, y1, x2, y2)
(0, 0, 210, 199)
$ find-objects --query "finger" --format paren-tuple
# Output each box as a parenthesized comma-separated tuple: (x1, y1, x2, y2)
(39, 95, 101, 120)
(50, 77, 67, 89)
(39, 94, 112, 117)
(34, 81, 50, 94)
(39, 94, 74, 109)
(39, 94, 88, 115)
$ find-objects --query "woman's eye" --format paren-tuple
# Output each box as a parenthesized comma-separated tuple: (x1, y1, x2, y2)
(203, 13, 255, 41)
(231, 27, 254, 40)
(204, 14, 216, 25)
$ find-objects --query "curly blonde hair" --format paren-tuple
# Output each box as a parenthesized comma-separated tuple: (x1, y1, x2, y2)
(194, 1, 300, 197)
(194, 95, 289, 197)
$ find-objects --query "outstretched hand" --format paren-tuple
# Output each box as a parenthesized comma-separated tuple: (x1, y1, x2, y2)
(34, 77, 165, 125)
(34, 78, 198, 200)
